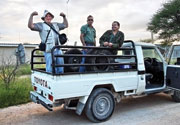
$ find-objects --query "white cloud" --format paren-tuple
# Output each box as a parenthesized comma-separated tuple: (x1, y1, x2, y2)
(0, 0, 167, 44)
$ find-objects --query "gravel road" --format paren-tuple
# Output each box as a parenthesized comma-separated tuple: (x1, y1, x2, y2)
(1, 93, 180, 125)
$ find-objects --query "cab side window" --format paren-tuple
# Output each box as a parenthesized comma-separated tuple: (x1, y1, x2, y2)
(142, 48, 163, 62)
(169, 46, 180, 65)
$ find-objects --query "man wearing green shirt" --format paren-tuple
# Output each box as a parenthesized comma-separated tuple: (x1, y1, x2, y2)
(99, 21, 124, 50)
(80, 15, 96, 46)
(79, 15, 96, 72)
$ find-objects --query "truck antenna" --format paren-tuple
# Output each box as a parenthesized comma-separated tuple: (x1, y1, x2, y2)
(66, 0, 70, 36)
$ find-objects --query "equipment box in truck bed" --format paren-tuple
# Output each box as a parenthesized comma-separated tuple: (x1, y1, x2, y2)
(30, 40, 180, 122)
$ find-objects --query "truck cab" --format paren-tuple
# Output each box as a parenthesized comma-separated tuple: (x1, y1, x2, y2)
(135, 42, 166, 93)
(30, 41, 180, 122)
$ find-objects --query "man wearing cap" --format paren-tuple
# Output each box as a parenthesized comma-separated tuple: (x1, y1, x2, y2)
(28, 10, 68, 73)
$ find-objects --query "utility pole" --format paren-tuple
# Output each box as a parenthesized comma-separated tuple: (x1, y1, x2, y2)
(151, 31, 154, 43)
(19, 32, 21, 42)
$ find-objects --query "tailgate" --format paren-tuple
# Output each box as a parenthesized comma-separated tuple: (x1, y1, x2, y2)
(31, 71, 54, 103)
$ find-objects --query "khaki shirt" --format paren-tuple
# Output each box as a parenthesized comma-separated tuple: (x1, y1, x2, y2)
(32, 22, 65, 52)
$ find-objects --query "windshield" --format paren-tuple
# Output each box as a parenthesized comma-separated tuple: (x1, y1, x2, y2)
(169, 45, 180, 65)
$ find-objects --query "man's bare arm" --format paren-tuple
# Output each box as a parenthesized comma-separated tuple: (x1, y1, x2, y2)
(80, 34, 86, 46)
(60, 12, 68, 28)
(28, 11, 38, 29)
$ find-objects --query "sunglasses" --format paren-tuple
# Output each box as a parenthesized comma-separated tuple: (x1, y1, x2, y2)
(88, 19, 93, 21)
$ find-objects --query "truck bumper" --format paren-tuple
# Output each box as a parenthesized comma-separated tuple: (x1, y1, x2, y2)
(30, 91, 53, 111)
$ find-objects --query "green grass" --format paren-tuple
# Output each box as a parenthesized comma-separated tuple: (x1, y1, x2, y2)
(16, 64, 31, 76)
(0, 78, 33, 108)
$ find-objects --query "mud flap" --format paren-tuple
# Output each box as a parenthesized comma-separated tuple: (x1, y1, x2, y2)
(76, 96, 89, 115)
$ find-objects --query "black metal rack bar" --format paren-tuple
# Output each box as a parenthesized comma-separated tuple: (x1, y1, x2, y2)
(54, 55, 136, 58)
(31, 40, 138, 75)
(55, 63, 136, 67)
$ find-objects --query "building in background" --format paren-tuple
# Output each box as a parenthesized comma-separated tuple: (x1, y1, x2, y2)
(0, 43, 38, 65)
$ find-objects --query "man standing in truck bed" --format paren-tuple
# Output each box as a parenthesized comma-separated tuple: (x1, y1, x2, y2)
(80, 15, 96, 47)
(79, 15, 96, 72)
(28, 10, 68, 73)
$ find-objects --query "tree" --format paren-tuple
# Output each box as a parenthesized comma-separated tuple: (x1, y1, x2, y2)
(147, 0, 180, 45)
(0, 55, 18, 89)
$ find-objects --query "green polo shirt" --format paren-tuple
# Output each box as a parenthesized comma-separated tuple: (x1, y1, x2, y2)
(80, 24, 96, 44)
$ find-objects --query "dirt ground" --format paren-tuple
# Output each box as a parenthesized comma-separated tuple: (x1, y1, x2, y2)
(0, 93, 180, 125)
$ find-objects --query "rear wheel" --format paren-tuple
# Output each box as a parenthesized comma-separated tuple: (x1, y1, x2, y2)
(85, 88, 115, 123)
(171, 90, 180, 102)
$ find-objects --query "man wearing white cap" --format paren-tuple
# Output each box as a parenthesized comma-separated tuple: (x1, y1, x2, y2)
(28, 10, 68, 73)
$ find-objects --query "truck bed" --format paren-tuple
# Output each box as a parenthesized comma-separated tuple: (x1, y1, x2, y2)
(31, 70, 139, 101)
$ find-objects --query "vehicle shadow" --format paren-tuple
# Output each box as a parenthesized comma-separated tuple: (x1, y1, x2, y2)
(27, 93, 175, 125)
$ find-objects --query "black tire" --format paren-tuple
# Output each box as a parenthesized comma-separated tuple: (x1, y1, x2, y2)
(85, 88, 115, 123)
(171, 90, 180, 102)
(86, 50, 114, 72)
(85, 49, 98, 71)
(64, 49, 82, 72)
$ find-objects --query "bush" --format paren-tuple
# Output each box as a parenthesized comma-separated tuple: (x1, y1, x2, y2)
(0, 78, 33, 108)
(0, 56, 19, 89)
(16, 64, 31, 76)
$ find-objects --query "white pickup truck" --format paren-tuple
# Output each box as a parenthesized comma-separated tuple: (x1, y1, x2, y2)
(30, 41, 180, 122)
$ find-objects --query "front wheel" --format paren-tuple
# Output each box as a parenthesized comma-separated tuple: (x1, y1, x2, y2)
(171, 90, 180, 102)
(85, 88, 115, 123)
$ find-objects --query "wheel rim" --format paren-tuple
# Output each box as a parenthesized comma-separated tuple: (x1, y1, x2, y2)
(69, 57, 81, 64)
(92, 94, 111, 118)
(68, 57, 81, 71)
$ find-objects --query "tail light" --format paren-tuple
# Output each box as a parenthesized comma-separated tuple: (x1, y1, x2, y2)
(34, 86, 37, 91)
(48, 94, 53, 101)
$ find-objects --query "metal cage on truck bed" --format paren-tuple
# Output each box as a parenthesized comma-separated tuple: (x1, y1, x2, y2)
(31, 40, 137, 75)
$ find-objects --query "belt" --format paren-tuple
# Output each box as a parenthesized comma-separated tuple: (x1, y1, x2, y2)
(85, 41, 94, 46)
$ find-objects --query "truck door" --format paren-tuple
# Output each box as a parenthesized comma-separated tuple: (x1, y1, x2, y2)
(166, 65, 180, 90)
(166, 45, 180, 90)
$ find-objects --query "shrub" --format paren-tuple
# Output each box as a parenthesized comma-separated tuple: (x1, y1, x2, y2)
(0, 78, 33, 108)
(16, 64, 31, 76)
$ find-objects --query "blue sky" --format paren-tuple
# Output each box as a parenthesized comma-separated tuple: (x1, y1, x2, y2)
(0, 0, 167, 45)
